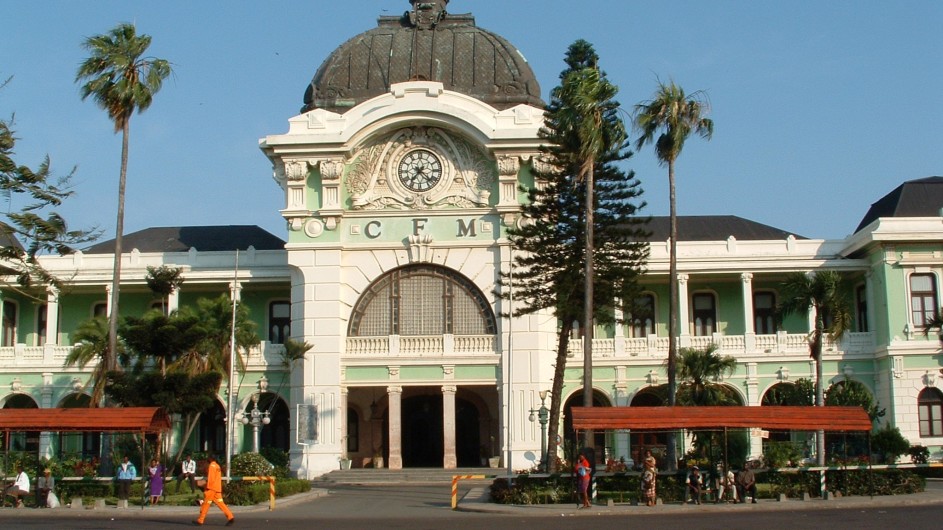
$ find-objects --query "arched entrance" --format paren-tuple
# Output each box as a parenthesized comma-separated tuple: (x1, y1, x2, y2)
(630, 386, 668, 467)
(198, 400, 226, 454)
(455, 397, 481, 467)
(402, 394, 442, 467)
(2, 393, 39, 453)
(761, 382, 811, 443)
(57, 393, 100, 459)
(564, 390, 611, 465)
(257, 393, 290, 452)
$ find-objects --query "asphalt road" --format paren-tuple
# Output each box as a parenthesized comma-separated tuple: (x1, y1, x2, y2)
(2, 482, 941, 529)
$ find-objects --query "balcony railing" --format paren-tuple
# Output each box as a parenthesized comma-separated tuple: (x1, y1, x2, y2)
(0, 331, 877, 369)
(564, 331, 876, 358)
(0, 342, 287, 370)
(345, 334, 497, 357)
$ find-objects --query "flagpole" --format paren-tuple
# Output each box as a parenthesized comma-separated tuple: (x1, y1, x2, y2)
(226, 249, 240, 481)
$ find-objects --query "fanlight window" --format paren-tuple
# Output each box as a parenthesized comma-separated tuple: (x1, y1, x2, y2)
(349, 265, 496, 336)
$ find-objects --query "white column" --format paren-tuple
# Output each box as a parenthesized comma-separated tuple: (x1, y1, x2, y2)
(387, 386, 403, 470)
(741, 273, 755, 352)
(740, 273, 754, 334)
(104, 284, 113, 317)
(40, 373, 54, 458)
(442, 385, 457, 469)
(677, 274, 691, 346)
(45, 288, 59, 346)
(168, 289, 180, 313)
(340, 387, 348, 462)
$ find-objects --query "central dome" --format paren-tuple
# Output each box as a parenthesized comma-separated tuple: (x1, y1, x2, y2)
(302, 0, 544, 114)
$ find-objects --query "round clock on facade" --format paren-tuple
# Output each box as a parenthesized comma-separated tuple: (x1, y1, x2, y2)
(397, 149, 443, 192)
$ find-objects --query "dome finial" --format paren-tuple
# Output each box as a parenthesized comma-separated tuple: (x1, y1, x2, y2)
(409, 0, 448, 29)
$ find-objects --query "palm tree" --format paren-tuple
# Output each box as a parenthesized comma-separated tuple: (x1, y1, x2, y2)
(777, 270, 852, 465)
(64, 316, 124, 406)
(634, 80, 713, 470)
(674, 344, 737, 464)
(555, 44, 627, 444)
(674, 344, 738, 407)
(76, 23, 172, 373)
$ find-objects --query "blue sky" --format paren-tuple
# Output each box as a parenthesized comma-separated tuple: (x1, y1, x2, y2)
(2, 0, 941, 244)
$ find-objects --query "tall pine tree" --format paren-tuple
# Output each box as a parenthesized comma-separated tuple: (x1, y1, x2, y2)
(501, 40, 649, 471)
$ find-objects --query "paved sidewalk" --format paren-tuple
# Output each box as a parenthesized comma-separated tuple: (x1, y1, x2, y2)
(455, 486, 943, 516)
(0, 487, 331, 518)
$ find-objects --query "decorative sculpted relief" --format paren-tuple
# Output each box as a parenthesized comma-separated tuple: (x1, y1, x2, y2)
(348, 126, 496, 211)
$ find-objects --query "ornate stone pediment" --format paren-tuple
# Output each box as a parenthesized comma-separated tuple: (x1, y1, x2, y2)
(348, 127, 494, 211)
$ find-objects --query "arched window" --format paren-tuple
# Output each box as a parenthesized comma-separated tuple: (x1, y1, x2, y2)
(36, 304, 47, 346)
(349, 265, 496, 336)
(692, 293, 716, 336)
(918, 387, 943, 437)
(910, 274, 938, 328)
(753, 292, 776, 334)
(2, 300, 17, 347)
(269, 301, 290, 344)
(630, 294, 655, 338)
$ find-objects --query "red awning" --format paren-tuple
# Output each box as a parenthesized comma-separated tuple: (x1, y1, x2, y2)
(570, 406, 872, 432)
(0, 407, 171, 433)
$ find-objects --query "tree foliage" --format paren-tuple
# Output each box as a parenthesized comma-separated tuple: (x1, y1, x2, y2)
(761, 378, 814, 406)
(76, 23, 172, 371)
(634, 79, 713, 471)
(145, 265, 184, 312)
(674, 344, 738, 406)
(0, 78, 97, 293)
(501, 40, 649, 470)
(825, 377, 885, 422)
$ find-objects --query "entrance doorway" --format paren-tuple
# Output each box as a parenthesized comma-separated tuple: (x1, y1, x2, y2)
(402, 395, 442, 467)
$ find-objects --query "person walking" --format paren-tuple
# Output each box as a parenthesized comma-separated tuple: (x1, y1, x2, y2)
(177, 454, 197, 494)
(575, 454, 592, 509)
(116, 456, 136, 504)
(3, 466, 30, 508)
(193, 453, 234, 526)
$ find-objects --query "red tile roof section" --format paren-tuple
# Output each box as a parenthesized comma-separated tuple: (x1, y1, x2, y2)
(0, 407, 171, 433)
(570, 406, 872, 432)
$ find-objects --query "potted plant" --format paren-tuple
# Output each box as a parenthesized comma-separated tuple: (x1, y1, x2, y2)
(339, 456, 352, 470)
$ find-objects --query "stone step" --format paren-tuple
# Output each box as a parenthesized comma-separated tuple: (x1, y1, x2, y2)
(316, 467, 503, 485)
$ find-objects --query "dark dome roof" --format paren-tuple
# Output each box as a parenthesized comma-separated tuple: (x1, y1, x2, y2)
(302, 1, 544, 114)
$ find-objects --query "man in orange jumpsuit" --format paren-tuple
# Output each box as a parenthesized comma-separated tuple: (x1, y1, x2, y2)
(193, 453, 235, 526)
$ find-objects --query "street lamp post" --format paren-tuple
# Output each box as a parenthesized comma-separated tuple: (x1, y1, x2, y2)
(528, 390, 550, 471)
(236, 392, 270, 453)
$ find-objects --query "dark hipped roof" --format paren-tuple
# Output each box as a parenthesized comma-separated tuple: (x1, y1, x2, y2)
(646, 216, 805, 242)
(0, 407, 171, 433)
(571, 406, 872, 432)
(855, 177, 943, 233)
(83, 226, 285, 254)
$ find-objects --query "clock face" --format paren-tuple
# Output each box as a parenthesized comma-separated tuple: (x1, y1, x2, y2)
(397, 149, 443, 192)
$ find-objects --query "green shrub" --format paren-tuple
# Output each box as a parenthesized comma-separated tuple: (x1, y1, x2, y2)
(763, 441, 803, 468)
(230, 452, 274, 477)
(223, 477, 310, 506)
(871, 424, 910, 464)
(908, 445, 930, 464)
(259, 447, 290, 479)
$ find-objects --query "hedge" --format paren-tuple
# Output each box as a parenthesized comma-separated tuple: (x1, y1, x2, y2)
(490, 469, 926, 505)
